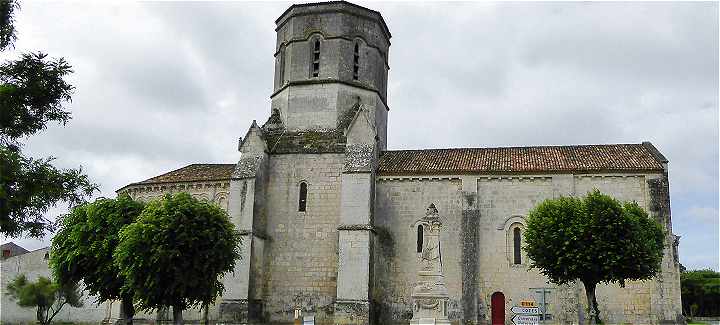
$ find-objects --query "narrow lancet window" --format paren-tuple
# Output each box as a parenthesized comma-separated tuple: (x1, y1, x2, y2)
(279, 45, 286, 84)
(299, 182, 307, 212)
(312, 39, 320, 77)
(513, 227, 521, 264)
(417, 225, 424, 253)
(353, 42, 360, 80)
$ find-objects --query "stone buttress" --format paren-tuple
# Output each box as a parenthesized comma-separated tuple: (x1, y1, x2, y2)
(220, 121, 269, 323)
(335, 105, 380, 324)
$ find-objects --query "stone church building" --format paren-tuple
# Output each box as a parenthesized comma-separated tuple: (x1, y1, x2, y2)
(0, 2, 683, 325)
(117, 2, 682, 324)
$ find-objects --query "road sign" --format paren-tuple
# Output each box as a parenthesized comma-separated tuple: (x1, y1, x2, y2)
(511, 306, 539, 315)
(303, 315, 315, 325)
(520, 300, 537, 307)
(512, 314, 540, 325)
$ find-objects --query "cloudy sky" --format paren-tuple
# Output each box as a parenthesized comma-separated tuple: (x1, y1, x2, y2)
(1, 1, 717, 271)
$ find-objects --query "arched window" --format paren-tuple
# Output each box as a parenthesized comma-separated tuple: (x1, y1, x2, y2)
(298, 182, 307, 212)
(513, 227, 521, 265)
(311, 39, 320, 77)
(353, 42, 360, 80)
(279, 45, 286, 84)
(416, 225, 424, 253)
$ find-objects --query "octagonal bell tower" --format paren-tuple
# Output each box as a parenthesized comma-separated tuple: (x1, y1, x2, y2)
(271, 1, 391, 149)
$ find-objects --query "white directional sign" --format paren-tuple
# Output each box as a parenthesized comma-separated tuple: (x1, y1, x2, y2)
(303, 315, 315, 325)
(510, 306, 539, 315)
(512, 314, 540, 325)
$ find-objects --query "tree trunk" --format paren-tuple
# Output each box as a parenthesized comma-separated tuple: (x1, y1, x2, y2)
(592, 292, 601, 323)
(202, 303, 209, 325)
(156, 306, 169, 325)
(37, 306, 46, 325)
(172, 305, 183, 325)
(121, 297, 135, 325)
(583, 281, 600, 325)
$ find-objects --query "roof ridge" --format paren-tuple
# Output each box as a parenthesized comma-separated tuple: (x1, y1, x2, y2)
(118, 163, 237, 193)
(187, 163, 235, 166)
(378, 143, 664, 174)
(142, 163, 235, 181)
(382, 143, 644, 152)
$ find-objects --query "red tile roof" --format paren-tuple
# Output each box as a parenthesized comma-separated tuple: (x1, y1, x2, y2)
(131, 164, 235, 186)
(378, 143, 665, 175)
(119, 144, 666, 191)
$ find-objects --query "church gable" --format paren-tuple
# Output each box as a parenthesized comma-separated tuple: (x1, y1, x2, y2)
(258, 102, 368, 154)
(238, 120, 268, 155)
(344, 104, 377, 145)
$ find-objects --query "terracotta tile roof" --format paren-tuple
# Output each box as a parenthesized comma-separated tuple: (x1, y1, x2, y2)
(378, 143, 666, 175)
(132, 164, 235, 186)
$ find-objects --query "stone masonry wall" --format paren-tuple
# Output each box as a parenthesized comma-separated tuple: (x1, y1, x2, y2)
(262, 153, 344, 324)
(374, 172, 682, 325)
(0, 248, 111, 325)
(475, 176, 563, 325)
(123, 181, 231, 211)
(373, 178, 463, 324)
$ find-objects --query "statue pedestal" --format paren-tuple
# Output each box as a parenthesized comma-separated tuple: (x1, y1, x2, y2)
(410, 204, 450, 325)
(410, 276, 450, 325)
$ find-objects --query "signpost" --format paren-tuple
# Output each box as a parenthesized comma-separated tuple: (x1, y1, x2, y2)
(530, 287, 554, 321)
(510, 307, 539, 315)
(512, 288, 555, 325)
(520, 300, 537, 308)
(302, 315, 315, 325)
(511, 305, 539, 325)
(512, 314, 541, 325)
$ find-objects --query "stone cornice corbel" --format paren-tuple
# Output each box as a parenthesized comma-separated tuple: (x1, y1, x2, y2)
(238, 229, 270, 241)
(337, 224, 375, 233)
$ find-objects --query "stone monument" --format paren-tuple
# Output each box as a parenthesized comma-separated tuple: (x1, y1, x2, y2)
(410, 204, 451, 325)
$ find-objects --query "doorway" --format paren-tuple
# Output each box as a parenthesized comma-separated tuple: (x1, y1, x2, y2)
(491, 292, 505, 325)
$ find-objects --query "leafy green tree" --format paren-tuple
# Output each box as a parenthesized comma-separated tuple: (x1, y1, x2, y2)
(681, 269, 720, 317)
(1, 51, 74, 145)
(0, 146, 97, 237)
(50, 195, 144, 325)
(5, 274, 83, 325)
(0, 0, 98, 238)
(114, 193, 241, 325)
(0, 0, 19, 51)
(523, 189, 665, 324)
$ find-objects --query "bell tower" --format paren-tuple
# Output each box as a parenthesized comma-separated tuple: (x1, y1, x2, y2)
(226, 3, 392, 324)
(271, 1, 391, 148)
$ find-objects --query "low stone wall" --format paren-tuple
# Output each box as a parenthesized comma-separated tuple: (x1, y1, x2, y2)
(0, 248, 111, 325)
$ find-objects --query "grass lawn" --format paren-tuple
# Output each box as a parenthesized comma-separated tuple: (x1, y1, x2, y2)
(687, 322, 708, 325)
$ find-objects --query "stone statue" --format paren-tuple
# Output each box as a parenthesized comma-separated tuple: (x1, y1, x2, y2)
(410, 204, 450, 325)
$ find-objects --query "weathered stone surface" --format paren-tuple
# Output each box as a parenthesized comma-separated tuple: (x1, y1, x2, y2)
(344, 144, 374, 172)
(218, 299, 263, 324)
(334, 301, 371, 325)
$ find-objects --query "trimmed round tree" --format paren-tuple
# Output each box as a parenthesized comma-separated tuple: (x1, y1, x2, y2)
(523, 189, 665, 324)
(5, 274, 83, 325)
(114, 192, 241, 325)
(50, 195, 144, 325)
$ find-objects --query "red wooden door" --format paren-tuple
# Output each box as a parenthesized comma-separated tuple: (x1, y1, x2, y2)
(491, 292, 505, 325)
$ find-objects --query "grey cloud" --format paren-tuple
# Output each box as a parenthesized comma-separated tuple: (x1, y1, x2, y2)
(3, 2, 717, 270)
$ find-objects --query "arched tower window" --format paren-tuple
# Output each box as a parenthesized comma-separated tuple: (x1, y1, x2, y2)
(417, 225, 424, 253)
(311, 39, 320, 77)
(353, 42, 360, 80)
(279, 45, 286, 84)
(513, 227, 522, 265)
(298, 182, 308, 212)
